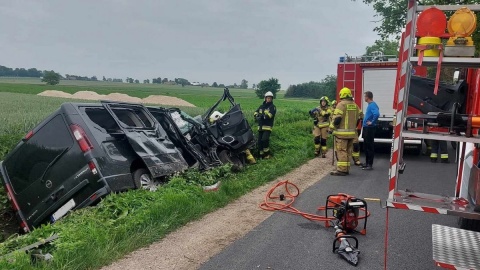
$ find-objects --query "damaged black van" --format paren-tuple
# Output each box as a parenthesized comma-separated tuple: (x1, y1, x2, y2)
(148, 88, 255, 171)
(0, 101, 188, 232)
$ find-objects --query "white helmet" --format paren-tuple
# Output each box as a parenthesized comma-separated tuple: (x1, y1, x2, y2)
(209, 111, 224, 123)
(264, 91, 274, 98)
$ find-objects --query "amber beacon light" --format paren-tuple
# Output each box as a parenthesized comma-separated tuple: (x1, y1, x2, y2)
(445, 7, 477, 56)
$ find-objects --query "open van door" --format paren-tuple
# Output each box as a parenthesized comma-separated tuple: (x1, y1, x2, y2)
(147, 107, 211, 170)
(203, 88, 254, 152)
(101, 101, 188, 178)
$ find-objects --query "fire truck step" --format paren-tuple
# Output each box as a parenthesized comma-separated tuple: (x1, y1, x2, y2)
(432, 224, 480, 269)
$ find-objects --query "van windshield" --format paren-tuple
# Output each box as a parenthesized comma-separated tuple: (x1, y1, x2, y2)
(4, 115, 73, 194)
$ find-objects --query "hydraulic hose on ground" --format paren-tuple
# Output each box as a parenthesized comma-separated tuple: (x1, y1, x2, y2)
(259, 180, 370, 225)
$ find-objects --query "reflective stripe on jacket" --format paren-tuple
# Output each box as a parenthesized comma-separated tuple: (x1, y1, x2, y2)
(331, 99, 361, 139)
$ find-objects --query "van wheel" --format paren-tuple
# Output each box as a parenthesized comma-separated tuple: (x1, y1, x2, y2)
(218, 150, 244, 171)
(133, 168, 158, 192)
(458, 217, 480, 232)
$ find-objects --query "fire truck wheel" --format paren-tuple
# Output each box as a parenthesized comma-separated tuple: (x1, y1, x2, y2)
(458, 217, 480, 232)
(411, 145, 422, 156)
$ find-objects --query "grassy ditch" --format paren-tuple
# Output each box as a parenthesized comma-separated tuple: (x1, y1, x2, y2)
(0, 91, 320, 269)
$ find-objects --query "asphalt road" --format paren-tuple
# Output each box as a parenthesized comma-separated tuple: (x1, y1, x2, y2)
(200, 145, 459, 270)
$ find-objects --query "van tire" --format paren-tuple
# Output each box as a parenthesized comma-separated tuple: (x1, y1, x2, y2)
(218, 150, 244, 171)
(458, 217, 480, 232)
(133, 168, 155, 191)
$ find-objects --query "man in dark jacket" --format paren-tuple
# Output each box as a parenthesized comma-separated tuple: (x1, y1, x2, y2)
(254, 91, 276, 159)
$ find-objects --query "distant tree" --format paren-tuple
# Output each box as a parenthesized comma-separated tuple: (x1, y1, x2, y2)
(144, 79, 150, 84)
(41, 70, 61, 85)
(233, 83, 238, 88)
(252, 83, 256, 89)
(365, 39, 398, 57)
(152, 77, 162, 84)
(126, 77, 134, 83)
(256, 78, 280, 99)
(284, 75, 336, 99)
(134, 79, 140, 84)
(218, 83, 225, 88)
(174, 78, 190, 86)
(91, 76, 98, 81)
(162, 78, 168, 83)
(240, 79, 248, 89)
(103, 76, 106, 81)
(212, 82, 218, 87)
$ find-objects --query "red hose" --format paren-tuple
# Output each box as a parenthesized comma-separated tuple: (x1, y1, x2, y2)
(260, 180, 370, 224)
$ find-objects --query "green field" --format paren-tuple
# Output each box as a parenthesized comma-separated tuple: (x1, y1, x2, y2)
(0, 78, 321, 269)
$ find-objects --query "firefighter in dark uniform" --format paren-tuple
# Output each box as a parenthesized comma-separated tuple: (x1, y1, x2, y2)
(309, 96, 332, 158)
(329, 87, 361, 176)
(254, 91, 276, 159)
(430, 140, 449, 163)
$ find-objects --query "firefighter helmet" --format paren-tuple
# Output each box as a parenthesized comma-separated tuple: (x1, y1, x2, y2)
(264, 91, 274, 98)
(331, 100, 337, 106)
(319, 96, 330, 105)
(339, 87, 352, 99)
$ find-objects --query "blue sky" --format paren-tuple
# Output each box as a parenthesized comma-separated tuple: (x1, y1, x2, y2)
(0, 0, 379, 88)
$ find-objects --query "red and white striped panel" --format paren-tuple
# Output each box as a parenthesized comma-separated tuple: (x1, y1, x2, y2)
(386, 201, 447, 215)
(388, 0, 416, 201)
(435, 262, 470, 270)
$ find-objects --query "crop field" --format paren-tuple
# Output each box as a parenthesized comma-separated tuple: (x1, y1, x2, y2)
(0, 79, 321, 269)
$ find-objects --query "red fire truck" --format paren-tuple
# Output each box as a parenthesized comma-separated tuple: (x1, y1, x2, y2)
(336, 53, 427, 154)
(386, 1, 480, 269)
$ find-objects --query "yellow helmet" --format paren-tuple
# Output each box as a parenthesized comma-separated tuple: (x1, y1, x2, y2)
(331, 100, 337, 105)
(319, 96, 329, 105)
(339, 87, 352, 99)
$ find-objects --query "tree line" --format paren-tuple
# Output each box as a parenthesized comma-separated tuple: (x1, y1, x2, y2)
(284, 75, 337, 100)
(0, 65, 43, 77)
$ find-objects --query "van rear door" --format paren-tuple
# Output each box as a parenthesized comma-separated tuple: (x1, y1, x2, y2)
(1, 114, 98, 230)
(101, 102, 188, 178)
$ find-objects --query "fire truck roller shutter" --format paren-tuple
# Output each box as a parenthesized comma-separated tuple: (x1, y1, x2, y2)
(362, 68, 397, 118)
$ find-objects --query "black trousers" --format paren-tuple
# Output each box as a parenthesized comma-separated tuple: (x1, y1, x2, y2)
(362, 126, 375, 166)
(258, 130, 271, 152)
(431, 140, 448, 159)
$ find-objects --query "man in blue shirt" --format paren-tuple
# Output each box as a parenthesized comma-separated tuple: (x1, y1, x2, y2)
(361, 91, 380, 170)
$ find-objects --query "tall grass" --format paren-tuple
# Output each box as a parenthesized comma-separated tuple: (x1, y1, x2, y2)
(0, 89, 320, 269)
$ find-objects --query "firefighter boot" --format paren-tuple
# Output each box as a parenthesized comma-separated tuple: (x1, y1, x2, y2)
(263, 148, 271, 159)
(314, 144, 321, 157)
(430, 153, 438, 163)
(245, 149, 256, 164)
(321, 146, 327, 158)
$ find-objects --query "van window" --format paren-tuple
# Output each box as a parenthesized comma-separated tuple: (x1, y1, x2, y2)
(85, 108, 121, 132)
(111, 107, 154, 128)
(4, 115, 73, 194)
